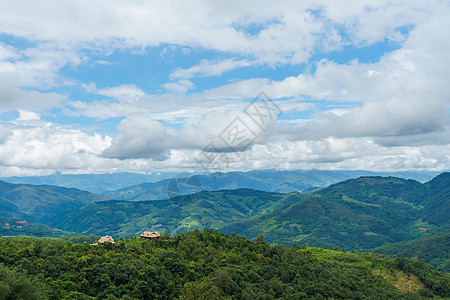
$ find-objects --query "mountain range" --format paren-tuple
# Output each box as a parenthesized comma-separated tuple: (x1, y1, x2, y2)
(0, 171, 448, 271)
(104, 169, 440, 201)
(0, 169, 439, 195)
(220, 173, 450, 249)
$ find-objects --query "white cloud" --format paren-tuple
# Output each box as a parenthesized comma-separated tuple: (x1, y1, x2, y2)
(17, 110, 40, 121)
(0, 125, 12, 144)
(0, 121, 111, 171)
(2, 0, 439, 65)
(83, 83, 145, 103)
(101, 116, 172, 160)
(1, 0, 450, 175)
(170, 59, 252, 79)
(162, 80, 195, 94)
(0, 75, 65, 112)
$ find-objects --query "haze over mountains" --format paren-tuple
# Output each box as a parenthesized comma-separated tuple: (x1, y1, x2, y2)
(1, 169, 437, 197)
(0, 170, 447, 245)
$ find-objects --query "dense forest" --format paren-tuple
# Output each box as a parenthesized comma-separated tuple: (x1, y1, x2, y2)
(373, 231, 450, 272)
(0, 230, 449, 299)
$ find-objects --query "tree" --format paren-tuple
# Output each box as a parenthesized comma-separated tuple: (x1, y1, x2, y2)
(256, 234, 266, 244)
(0, 264, 47, 300)
(179, 277, 223, 300)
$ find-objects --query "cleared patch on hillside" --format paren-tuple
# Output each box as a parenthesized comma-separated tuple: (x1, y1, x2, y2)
(373, 269, 425, 294)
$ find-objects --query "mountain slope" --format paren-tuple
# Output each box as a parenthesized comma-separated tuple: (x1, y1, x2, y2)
(422, 172, 450, 227)
(220, 174, 450, 249)
(0, 180, 111, 222)
(48, 189, 301, 237)
(373, 231, 450, 272)
(0, 217, 72, 237)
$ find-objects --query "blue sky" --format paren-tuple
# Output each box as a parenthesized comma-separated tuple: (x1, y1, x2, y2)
(0, 0, 449, 176)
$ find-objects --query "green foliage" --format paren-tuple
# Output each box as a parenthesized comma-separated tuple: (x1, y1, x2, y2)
(48, 189, 299, 237)
(373, 231, 450, 272)
(0, 263, 47, 299)
(179, 276, 225, 300)
(0, 180, 110, 223)
(0, 230, 448, 299)
(221, 174, 450, 250)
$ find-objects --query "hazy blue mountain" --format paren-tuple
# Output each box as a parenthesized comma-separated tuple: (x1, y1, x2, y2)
(0, 169, 438, 196)
(105, 169, 440, 201)
(0, 180, 111, 223)
(0, 172, 178, 194)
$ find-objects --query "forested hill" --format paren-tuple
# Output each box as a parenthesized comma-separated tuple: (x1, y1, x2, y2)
(47, 189, 300, 237)
(0, 180, 111, 223)
(0, 230, 448, 299)
(221, 173, 450, 249)
(373, 231, 450, 272)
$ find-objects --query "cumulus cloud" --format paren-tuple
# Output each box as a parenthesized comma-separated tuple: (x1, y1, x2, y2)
(0, 121, 111, 171)
(1, 0, 450, 175)
(0, 125, 12, 144)
(101, 116, 172, 160)
(0, 75, 65, 112)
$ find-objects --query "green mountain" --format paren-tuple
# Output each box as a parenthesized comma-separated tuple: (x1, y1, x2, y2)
(0, 217, 72, 237)
(48, 189, 301, 237)
(1, 173, 448, 262)
(373, 231, 450, 272)
(0, 230, 448, 299)
(0, 180, 111, 223)
(220, 174, 450, 250)
(105, 170, 438, 201)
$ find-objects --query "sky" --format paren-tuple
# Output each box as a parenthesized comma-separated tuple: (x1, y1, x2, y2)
(0, 0, 449, 176)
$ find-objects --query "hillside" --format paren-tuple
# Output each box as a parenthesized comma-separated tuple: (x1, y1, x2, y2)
(1, 173, 448, 256)
(48, 189, 301, 237)
(104, 170, 438, 201)
(0, 180, 111, 223)
(220, 174, 450, 249)
(0, 230, 448, 299)
(373, 231, 450, 272)
(0, 217, 72, 237)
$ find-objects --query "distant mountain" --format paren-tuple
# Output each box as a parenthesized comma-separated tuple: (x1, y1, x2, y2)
(0, 180, 111, 223)
(220, 173, 450, 250)
(373, 231, 450, 272)
(48, 189, 301, 237)
(105, 169, 440, 201)
(0, 172, 178, 194)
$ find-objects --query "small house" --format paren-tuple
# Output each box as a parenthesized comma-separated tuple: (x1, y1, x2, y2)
(140, 231, 160, 240)
(91, 235, 116, 245)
